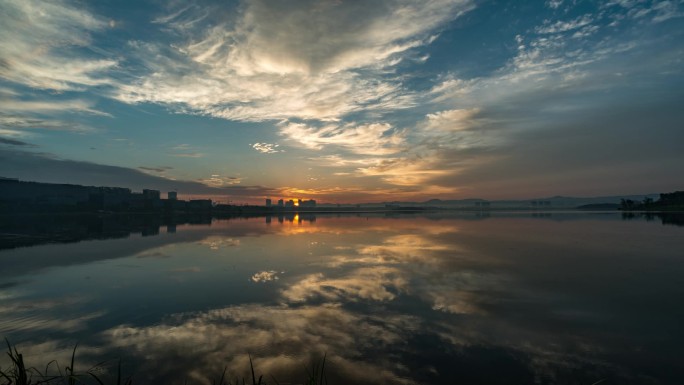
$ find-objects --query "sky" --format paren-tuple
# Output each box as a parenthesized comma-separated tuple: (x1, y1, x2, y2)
(0, 0, 682, 204)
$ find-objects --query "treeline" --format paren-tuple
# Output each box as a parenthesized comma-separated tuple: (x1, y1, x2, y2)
(620, 191, 684, 211)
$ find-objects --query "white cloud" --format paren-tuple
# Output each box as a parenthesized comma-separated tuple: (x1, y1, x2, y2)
(0, 0, 117, 91)
(1, 99, 110, 117)
(167, 143, 204, 158)
(308, 154, 387, 168)
(115, 0, 475, 122)
(251, 270, 280, 283)
(604, 0, 684, 23)
(546, 0, 564, 9)
(0, 115, 96, 133)
(251, 142, 281, 154)
(536, 15, 594, 34)
(424, 108, 481, 132)
(170, 152, 203, 158)
(357, 156, 455, 187)
(199, 174, 242, 187)
(429, 11, 626, 105)
(279, 121, 404, 155)
(0, 128, 31, 138)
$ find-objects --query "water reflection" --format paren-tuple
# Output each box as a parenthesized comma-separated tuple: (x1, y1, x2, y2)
(0, 213, 683, 384)
(621, 211, 684, 226)
(0, 214, 212, 250)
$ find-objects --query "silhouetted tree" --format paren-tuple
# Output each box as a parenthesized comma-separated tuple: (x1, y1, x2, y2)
(620, 199, 636, 210)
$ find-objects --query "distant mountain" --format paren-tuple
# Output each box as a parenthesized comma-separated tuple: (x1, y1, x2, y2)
(375, 194, 660, 209)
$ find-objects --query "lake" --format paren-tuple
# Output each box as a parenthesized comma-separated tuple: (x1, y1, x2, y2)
(0, 212, 683, 384)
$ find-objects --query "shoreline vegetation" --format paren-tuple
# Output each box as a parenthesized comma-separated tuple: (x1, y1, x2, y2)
(618, 191, 684, 211)
(0, 340, 328, 385)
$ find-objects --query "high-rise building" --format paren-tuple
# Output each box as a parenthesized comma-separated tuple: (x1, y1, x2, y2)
(265, 198, 272, 207)
(168, 191, 178, 200)
(300, 199, 317, 208)
(143, 189, 161, 200)
(277, 199, 284, 207)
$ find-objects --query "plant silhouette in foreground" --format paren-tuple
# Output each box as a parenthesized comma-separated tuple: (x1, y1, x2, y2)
(1, 340, 326, 385)
(0, 339, 132, 385)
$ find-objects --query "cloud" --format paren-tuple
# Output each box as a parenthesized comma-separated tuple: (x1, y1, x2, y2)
(169, 152, 204, 158)
(251, 270, 280, 283)
(138, 166, 173, 173)
(167, 143, 204, 158)
(198, 174, 242, 187)
(429, 98, 684, 198)
(423, 108, 481, 132)
(1, 99, 110, 116)
(0, 0, 117, 92)
(357, 156, 456, 187)
(279, 121, 404, 155)
(251, 142, 281, 154)
(604, 0, 684, 23)
(0, 128, 30, 138)
(535, 14, 594, 34)
(546, 0, 564, 9)
(0, 115, 96, 133)
(0, 137, 34, 146)
(307, 154, 387, 168)
(0, 148, 276, 198)
(114, 0, 475, 122)
(0, 97, 104, 134)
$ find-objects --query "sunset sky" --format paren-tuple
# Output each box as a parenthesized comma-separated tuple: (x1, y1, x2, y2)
(1, 0, 682, 203)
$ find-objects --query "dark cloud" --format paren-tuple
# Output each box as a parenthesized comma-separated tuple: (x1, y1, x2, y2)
(432, 97, 684, 197)
(0, 137, 34, 147)
(138, 166, 173, 173)
(0, 148, 277, 197)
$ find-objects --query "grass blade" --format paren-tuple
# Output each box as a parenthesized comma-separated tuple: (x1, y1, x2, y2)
(249, 354, 256, 385)
(319, 353, 326, 385)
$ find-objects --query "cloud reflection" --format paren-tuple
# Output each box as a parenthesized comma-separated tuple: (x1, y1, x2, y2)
(104, 304, 419, 384)
(281, 267, 408, 303)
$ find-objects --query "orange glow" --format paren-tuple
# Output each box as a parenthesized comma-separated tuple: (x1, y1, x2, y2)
(294, 201, 299, 206)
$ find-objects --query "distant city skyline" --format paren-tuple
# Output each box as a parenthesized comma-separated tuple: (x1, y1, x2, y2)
(1, 0, 683, 204)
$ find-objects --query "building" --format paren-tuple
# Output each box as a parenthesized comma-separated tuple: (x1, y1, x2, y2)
(277, 199, 284, 207)
(300, 199, 317, 208)
(265, 198, 272, 207)
(285, 199, 295, 208)
(168, 191, 177, 200)
(143, 189, 161, 200)
(188, 199, 212, 211)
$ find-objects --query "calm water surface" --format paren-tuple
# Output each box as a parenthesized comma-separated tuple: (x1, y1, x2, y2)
(0, 212, 683, 384)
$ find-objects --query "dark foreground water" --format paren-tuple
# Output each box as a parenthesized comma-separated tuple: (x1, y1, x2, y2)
(0, 212, 683, 384)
